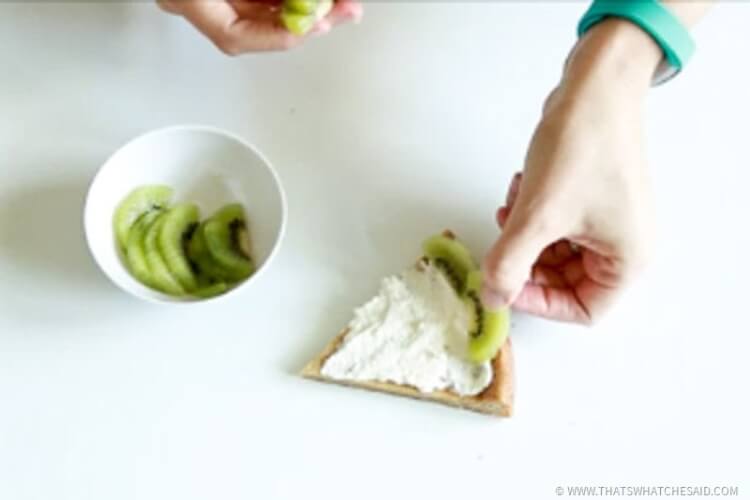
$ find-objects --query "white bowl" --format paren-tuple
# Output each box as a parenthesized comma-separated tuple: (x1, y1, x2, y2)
(84, 125, 287, 304)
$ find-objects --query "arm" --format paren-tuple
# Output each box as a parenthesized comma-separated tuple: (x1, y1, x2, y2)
(481, 2, 713, 323)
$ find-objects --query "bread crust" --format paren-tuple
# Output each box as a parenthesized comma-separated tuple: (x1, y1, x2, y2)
(301, 329, 514, 417)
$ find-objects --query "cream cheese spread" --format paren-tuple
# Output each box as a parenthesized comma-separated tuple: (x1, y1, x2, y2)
(321, 262, 492, 396)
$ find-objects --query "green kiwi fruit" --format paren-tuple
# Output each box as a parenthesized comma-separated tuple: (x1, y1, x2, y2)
(194, 282, 229, 299)
(125, 210, 162, 289)
(114, 185, 173, 249)
(202, 204, 255, 281)
(284, 0, 317, 14)
(422, 231, 477, 293)
(114, 185, 256, 298)
(463, 270, 510, 363)
(158, 203, 200, 292)
(281, 0, 332, 35)
(143, 214, 186, 296)
(281, 10, 316, 35)
(187, 222, 236, 282)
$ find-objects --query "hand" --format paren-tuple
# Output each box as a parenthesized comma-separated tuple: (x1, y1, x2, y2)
(481, 20, 663, 324)
(158, 0, 362, 54)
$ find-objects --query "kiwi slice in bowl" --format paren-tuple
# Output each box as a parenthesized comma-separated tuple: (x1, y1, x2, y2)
(202, 204, 255, 282)
(143, 214, 186, 296)
(158, 203, 200, 292)
(193, 281, 229, 299)
(124, 210, 162, 289)
(463, 270, 510, 363)
(188, 222, 235, 283)
(114, 185, 173, 249)
(422, 231, 477, 293)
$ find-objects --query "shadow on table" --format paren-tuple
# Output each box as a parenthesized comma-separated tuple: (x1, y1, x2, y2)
(282, 188, 493, 374)
(0, 176, 124, 325)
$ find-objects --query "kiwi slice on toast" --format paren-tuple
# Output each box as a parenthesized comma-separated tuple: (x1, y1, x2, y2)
(463, 270, 510, 363)
(143, 214, 186, 296)
(202, 204, 255, 281)
(114, 185, 173, 249)
(125, 210, 162, 289)
(158, 203, 200, 292)
(422, 230, 477, 292)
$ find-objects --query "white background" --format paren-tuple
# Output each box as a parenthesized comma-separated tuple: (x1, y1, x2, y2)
(0, 2, 748, 499)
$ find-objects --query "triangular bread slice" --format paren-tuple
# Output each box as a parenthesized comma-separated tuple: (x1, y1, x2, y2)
(301, 247, 515, 417)
(302, 333, 513, 416)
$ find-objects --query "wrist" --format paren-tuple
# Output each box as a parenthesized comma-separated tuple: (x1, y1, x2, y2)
(563, 19, 662, 98)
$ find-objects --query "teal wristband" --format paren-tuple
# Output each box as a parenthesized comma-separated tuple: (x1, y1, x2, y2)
(577, 0, 695, 84)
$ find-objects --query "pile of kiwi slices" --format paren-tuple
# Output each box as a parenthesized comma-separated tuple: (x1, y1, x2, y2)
(281, 0, 333, 35)
(422, 231, 511, 364)
(114, 185, 255, 299)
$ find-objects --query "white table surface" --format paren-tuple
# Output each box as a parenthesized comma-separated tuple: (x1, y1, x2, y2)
(1, 2, 748, 499)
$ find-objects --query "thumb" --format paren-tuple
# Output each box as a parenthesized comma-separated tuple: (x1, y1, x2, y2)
(481, 213, 556, 309)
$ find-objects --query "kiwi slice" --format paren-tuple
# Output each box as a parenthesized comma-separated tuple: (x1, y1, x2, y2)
(114, 185, 173, 249)
(463, 270, 510, 363)
(143, 214, 186, 296)
(194, 282, 229, 299)
(202, 204, 255, 281)
(281, 10, 317, 35)
(284, 0, 317, 14)
(125, 210, 162, 289)
(158, 203, 200, 292)
(422, 231, 477, 293)
(188, 222, 236, 282)
(281, 0, 332, 35)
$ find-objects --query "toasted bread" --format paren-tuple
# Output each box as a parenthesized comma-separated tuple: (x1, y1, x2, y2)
(302, 329, 514, 417)
(301, 231, 514, 416)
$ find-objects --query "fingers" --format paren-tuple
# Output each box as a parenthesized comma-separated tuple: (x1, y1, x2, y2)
(510, 283, 593, 324)
(511, 254, 622, 324)
(325, 0, 363, 25)
(496, 206, 510, 228)
(530, 265, 566, 288)
(157, 0, 180, 14)
(538, 240, 577, 267)
(495, 172, 522, 229)
(172, 1, 295, 54)
(482, 212, 559, 309)
(506, 172, 522, 207)
(167, 0, 362, 55)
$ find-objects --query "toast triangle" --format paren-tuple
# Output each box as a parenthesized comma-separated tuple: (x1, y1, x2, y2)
(301, 328, 514, 417)
(302, 230, 515, 416)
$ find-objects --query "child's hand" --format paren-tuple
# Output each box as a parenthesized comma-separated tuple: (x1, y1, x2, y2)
(481, 20, 661, 324)
(158, 0, 362, 54)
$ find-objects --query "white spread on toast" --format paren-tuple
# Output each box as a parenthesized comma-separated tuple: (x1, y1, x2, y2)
(321, 263, 492, 396)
